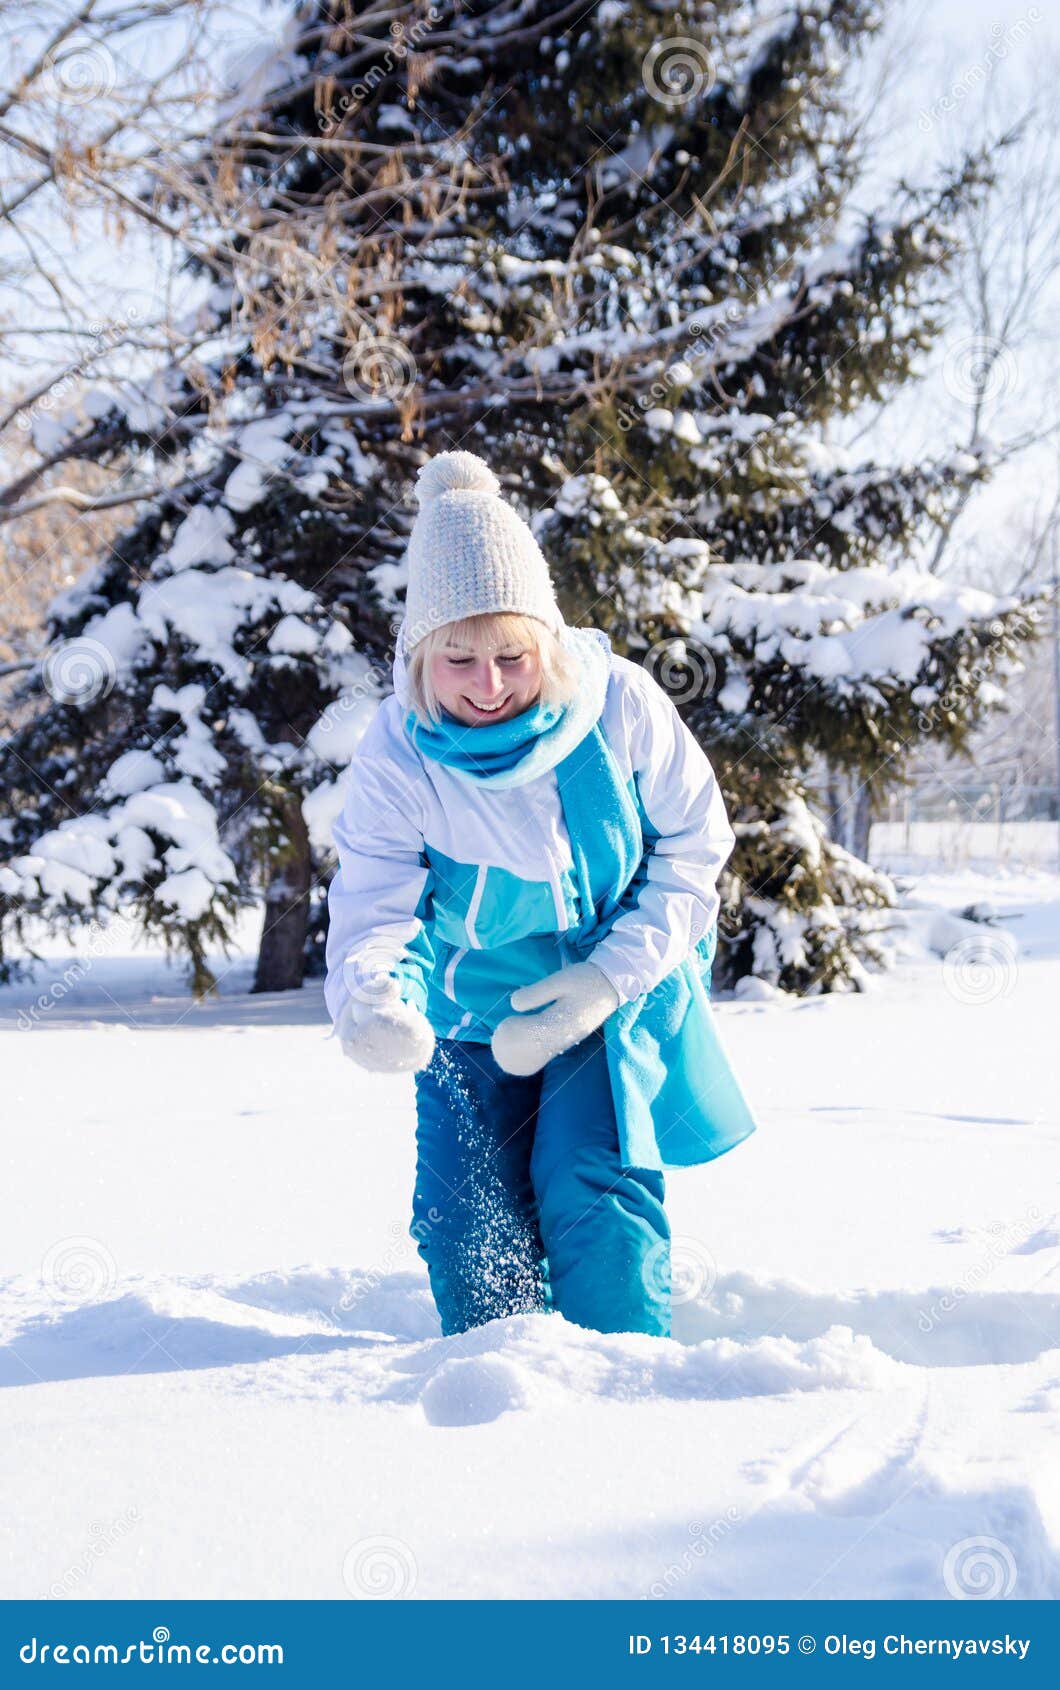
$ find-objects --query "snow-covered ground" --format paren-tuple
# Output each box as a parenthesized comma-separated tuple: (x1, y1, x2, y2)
(1, 870, 1058, 1601)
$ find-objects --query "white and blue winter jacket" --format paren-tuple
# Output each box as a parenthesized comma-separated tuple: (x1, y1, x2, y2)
(324, 651, 737, 1048)
(326, 645, 764, 1176)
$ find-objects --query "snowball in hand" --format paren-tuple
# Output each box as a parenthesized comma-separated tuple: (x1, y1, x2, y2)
(491, 961, 620, 1076)
(338, 997, 436, 1074)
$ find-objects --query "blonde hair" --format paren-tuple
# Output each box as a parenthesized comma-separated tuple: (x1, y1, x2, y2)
(405, 611, 580, 726)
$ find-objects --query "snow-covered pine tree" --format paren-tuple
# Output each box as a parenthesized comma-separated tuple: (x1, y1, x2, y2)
(0, 337, 400, 992)
(0, 0, 1038, 995)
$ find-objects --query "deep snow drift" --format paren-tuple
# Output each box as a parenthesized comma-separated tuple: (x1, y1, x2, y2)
(1, 870, 1058, 1600)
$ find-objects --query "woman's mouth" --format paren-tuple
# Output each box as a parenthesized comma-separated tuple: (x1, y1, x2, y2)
(464, 695, 510, 718)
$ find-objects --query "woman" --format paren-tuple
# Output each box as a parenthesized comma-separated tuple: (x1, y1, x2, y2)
(325, 450, 756, 1340)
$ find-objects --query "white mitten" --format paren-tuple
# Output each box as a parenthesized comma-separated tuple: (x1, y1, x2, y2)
(336, 995, 436, 1074)
(491, 961, 620, 1077)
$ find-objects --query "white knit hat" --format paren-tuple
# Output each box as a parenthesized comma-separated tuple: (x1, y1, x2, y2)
(399, 450, 564, 653)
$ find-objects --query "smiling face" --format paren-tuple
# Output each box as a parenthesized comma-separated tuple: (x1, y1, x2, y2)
(427, 621, 544, 726)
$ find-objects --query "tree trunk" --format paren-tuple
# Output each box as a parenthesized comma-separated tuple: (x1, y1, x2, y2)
(851, 783, 875, 862)
(252, 790, 311, 993)
(826, 765, 845, 846)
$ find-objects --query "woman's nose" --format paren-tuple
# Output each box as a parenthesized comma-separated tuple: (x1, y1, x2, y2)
(472, 660, 505, 694)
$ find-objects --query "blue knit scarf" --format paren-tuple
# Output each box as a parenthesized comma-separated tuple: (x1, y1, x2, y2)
(405, 694, 564, 781)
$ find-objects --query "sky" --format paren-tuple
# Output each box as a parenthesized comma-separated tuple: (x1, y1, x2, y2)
(858, 0, 1060, 566)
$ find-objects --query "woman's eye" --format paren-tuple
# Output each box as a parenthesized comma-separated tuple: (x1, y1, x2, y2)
(498, 654, 525, 664)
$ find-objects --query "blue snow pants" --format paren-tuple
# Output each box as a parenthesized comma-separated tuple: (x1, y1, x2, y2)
(409, 1026, 671, 1339)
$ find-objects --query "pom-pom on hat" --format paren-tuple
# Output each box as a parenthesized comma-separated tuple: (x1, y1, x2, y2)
(400, 449, 564, 653)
